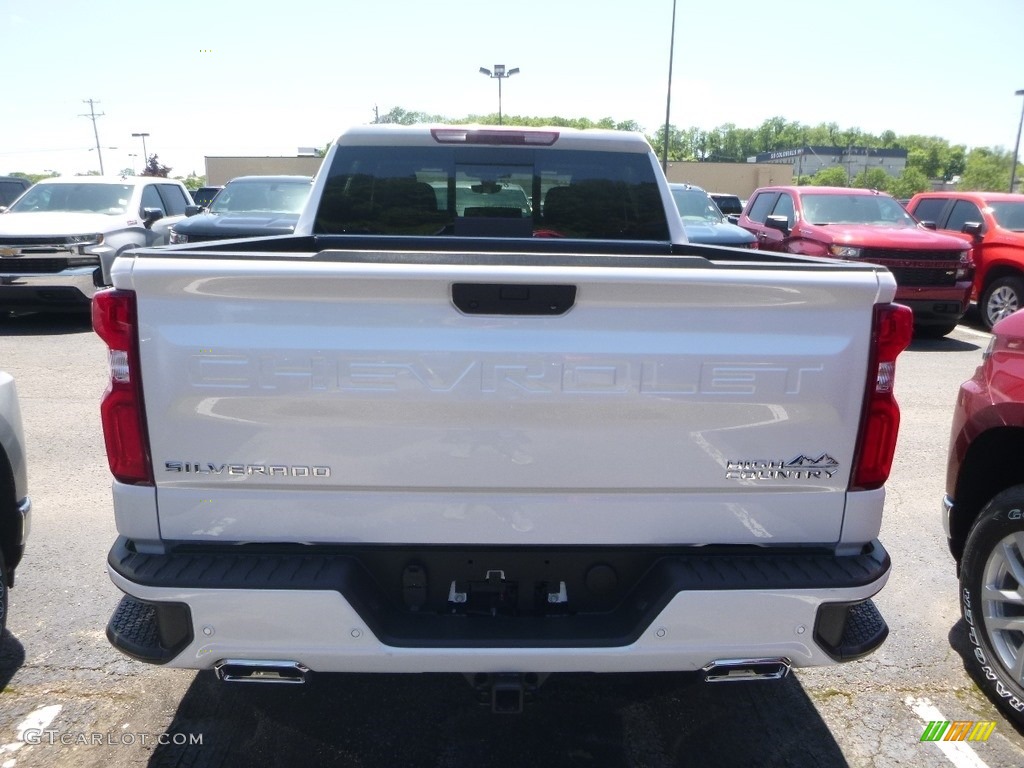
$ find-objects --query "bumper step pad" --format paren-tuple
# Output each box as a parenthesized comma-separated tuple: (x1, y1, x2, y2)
(106, 594, 193, 664)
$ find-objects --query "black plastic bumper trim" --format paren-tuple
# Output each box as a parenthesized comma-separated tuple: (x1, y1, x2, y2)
(106, 594, 193, 664)
(813, 598, 889, 661)
(108, 538, 889, 650)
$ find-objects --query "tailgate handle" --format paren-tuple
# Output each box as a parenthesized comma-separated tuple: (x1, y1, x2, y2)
(452, 283, 576, 315)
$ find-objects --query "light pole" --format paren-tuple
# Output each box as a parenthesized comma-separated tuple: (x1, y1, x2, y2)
(1010, 89, 1024, 194)
(478, 65, 519, 125)
(662, 0, 677, 173)
(132, 132, 150, 165)
(128, 153, 138, 174)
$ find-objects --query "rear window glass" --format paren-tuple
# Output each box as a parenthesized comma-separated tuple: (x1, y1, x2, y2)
(314, 146, 669, 241)
(711, 194, 743, 215)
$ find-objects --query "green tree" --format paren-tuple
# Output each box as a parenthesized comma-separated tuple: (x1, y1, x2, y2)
(852, 168, 891, 191)
(173, 173, 206, 191)
(958, 147, 1015, 191)
(809, 166, 850, 187)
(888, 168, 931, 200)
(10, 171, 58, 184)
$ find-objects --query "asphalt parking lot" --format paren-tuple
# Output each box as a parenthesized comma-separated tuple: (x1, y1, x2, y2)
(2, 307, 1024, 768)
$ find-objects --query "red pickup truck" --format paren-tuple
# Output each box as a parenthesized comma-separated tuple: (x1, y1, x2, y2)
(738, 186, 974, 336)
(906, 191, 1024, 330)
(943, 307, 1024, 725)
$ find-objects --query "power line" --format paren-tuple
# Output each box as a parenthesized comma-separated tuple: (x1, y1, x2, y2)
(80, 99, 106, 175)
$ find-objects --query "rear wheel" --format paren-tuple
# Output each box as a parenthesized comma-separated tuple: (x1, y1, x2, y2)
(959, 485, 1024, 726)
(0, 548, 7, 637)
(981, 276, 1024, 330)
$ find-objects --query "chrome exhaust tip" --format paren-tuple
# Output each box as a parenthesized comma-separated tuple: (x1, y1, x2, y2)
(214, 659, 309, 684)
(702, 658, 791, 683)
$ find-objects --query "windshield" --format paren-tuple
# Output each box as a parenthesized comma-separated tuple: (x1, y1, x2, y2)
(314, 146, 668, 240)
(990, 201, 1024, 232)
(210, 180, 311, 214)
(801, 193, 917, 226)
(8, 183, 132, 214)
(671, 187, 725, 223)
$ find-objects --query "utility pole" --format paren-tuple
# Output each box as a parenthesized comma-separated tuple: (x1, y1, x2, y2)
(81, 99, 106, 175)
(1010, 89, 1024, 193)
(662, 0, 677, 173)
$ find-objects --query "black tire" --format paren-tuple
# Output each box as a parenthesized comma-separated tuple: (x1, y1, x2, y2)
(980, 276, 1024, 330)
(960, 484, 1024, 726)
(0, 547, 7, 637)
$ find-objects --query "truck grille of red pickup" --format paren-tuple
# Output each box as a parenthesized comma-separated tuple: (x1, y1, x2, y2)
(861, 248, 961, 287)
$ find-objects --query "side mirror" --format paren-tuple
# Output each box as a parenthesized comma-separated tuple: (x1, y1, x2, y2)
(185, 204, 203, 217)
(765, 215, 791, 234)
(919, 221, 937, 230)
(141, 207, 163, 228)
(962, 221, 983, 239)
(726, 214, 740, 225)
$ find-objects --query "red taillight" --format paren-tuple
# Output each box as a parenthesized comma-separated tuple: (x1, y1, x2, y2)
(850, 303, 914, 490)
(93, 289, 153, 485)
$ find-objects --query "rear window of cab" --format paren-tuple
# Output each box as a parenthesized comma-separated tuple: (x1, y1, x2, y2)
(314, 146, 669, 240)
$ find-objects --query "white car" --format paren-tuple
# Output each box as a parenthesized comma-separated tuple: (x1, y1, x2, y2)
(0, 369, 30, 636)
(0, 176, 192, 313)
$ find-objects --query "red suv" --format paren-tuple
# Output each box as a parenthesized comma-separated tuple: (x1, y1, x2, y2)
(906, 191, 1024, 330)
(739, 186, 974, 336)
(943, 308, 1024, 726)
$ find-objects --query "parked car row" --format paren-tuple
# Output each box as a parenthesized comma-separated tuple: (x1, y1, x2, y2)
(2, 165, 1021, 333)
(0, 174, 315, 314)
(735, 186, 974, 337)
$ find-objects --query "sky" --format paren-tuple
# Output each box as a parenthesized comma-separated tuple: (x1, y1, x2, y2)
(3, 0, 1023, 179)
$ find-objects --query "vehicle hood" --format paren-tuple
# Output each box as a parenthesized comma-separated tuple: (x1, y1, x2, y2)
(0, 211, 132, 235)
(174, 212, 299, 237)
(684, 221, 756, 246)
(802, 222, 966, 249)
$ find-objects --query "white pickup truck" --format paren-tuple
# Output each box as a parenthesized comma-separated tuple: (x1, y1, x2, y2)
(93, 124, 913, 711)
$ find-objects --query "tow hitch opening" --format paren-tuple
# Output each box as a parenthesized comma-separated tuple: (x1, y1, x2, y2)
(466, 672, 549, 713)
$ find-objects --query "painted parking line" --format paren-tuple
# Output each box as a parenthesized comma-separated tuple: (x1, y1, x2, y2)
(955, 324, 992, 341)
(906, 696, 992, 768)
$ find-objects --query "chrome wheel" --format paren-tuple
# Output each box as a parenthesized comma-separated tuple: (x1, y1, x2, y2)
(981, 532, 1024, 684)
(983, 278, 1023, 329)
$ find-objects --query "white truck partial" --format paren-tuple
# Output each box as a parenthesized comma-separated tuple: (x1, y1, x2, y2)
(93, 124, 912, 711)
(0, 176, 191, 313)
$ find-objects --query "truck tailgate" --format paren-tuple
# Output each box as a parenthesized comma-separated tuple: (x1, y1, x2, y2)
(123, 252, 891, 546)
